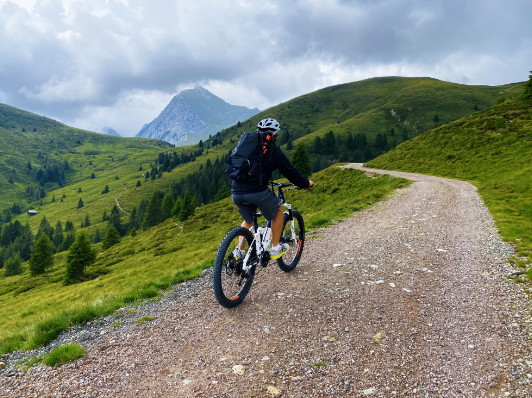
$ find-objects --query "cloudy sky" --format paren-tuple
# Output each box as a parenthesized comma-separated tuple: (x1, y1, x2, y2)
(1, 0, 531, 136)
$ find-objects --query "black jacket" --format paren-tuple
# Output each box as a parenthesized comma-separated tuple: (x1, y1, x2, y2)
(231, 137, 310, 194)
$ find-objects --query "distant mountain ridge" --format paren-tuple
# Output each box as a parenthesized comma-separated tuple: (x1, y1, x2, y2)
(136, 86, 259, 146)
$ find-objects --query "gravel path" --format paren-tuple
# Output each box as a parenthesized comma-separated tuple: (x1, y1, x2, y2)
(2, 164, 532, 397)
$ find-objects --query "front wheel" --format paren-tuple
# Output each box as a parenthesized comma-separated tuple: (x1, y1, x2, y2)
(276, 210, 305, 272)
(213, 227, 255, 308)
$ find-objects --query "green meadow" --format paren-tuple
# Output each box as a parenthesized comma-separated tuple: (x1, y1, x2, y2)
(223, 77, 523, 154)
(2, 77, 524, 240)
(0, 166, 409, 353)
(366, 99, 532, 268)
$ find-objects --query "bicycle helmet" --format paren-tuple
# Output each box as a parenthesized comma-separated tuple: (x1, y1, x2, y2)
(257, 118, 280, 136)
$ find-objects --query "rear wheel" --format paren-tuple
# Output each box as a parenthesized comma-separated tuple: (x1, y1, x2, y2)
(276, 210, 305, 272)
(213, 227, 256, 308)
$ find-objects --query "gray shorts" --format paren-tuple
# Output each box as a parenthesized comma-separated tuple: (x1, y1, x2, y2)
(232, 189, 281, 223)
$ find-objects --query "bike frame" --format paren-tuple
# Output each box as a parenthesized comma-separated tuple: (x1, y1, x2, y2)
(241, 183, 299, 273)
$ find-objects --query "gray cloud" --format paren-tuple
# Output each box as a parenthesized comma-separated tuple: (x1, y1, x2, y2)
(0, 0, 531, 136)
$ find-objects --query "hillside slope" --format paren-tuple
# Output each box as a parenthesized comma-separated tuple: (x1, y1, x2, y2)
(366, 99, 532, 263)
(203, 77, 524, 169)
(0, 166, 409, 353)
(0, 104, 173, 213)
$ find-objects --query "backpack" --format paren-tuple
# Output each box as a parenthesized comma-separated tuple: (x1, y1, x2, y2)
(226, 132, 272, 184)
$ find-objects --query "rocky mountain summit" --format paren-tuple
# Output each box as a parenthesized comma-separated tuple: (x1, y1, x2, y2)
(136, 86, 259, 146)
(99, 127, 121, 137)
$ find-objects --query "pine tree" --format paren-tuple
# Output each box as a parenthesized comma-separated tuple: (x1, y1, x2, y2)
(36, 217, 54, 242)
(102, 185, 109, 194)
(90, 172, 95, 179)
(291, 144, 312, 178)
(78, 187, 82, 193)
(161, 192, 175, 221)
(518, 70, 532, 101)
(102, 225, 120, 250)
(172, 197, 183, 218)
(312, 136, 322, 154)
(102, 210, 108, 222)
(84, 214, 91, 227)
(92, 228, 101, 244)
(108, 205, 122, 234)
(52, 221, 64, 250)
(64, 231, 96, 284)
(130, 227, 137, 237)
(77, 198, 84, 208)
(286, 140, 294, 150)
(65, 220, 74, 232)
(8, 175, 14, 184)
(136, 180, 141, 188)
(433, 114, 440, 123)
(179, 191, 196, 222)
(29, 233, 54, 276)
(4, 253, 23, 277)
(60, 230, 76, 252)
(142, 192, 161, 229)
(128, 207, 138, 232)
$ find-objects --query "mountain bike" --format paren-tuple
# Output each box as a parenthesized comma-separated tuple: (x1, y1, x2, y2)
(213, 182, 306, 308)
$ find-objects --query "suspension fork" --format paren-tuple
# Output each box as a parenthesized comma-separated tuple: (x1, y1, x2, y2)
(283, 203, 297, 242)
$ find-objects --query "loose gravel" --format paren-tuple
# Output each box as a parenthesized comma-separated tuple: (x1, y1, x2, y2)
(1, 164, 531, 397)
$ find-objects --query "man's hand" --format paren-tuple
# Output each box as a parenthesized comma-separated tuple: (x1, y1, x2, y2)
(308, 180, 314, 188)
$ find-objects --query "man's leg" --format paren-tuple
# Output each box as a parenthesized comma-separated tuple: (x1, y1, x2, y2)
(238, 220, 253, 250)
(271, 203, 284, 247)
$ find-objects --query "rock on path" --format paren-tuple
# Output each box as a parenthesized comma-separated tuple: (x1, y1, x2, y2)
(2, 164, 531, 397)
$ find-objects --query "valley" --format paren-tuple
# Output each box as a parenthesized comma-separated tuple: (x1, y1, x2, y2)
(0, 75, 531, 383)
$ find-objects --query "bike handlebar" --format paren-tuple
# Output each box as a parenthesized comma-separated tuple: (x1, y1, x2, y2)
(270, 182, 294, 188)
(269, 181, 311, 192)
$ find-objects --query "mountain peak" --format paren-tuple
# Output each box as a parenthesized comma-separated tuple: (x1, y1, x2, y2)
(136, 87, 259, 146)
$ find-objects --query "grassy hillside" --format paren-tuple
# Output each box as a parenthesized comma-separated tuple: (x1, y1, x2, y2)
(366, 99, 532, 270)
(206, 77, 524, 163)
(0, 166, 409, 353)
(0, 103, 174, 211)
(1, 77, 523, 242)
(0, 104, 219, 239)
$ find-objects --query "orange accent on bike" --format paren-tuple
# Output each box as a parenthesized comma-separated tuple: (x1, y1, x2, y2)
(297, 241, 302, 256)
(229, 296, 240, 301)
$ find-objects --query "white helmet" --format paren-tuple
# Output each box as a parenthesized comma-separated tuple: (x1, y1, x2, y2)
(257, 118, 280, 136)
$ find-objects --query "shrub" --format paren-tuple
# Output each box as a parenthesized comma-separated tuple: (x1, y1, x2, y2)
(43, 344, 84, 366)
(4, 253, 23, 277)
(135, 316, 153, 324)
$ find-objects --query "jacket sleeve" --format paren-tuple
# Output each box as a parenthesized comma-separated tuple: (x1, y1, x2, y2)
(274, 146, 310, 188)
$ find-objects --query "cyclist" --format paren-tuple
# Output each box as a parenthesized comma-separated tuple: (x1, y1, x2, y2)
(232, 118, 314, 260)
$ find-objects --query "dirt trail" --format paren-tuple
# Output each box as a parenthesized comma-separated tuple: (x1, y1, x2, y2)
(115, 188, 129, 215)
(2, 164, 532, 397)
